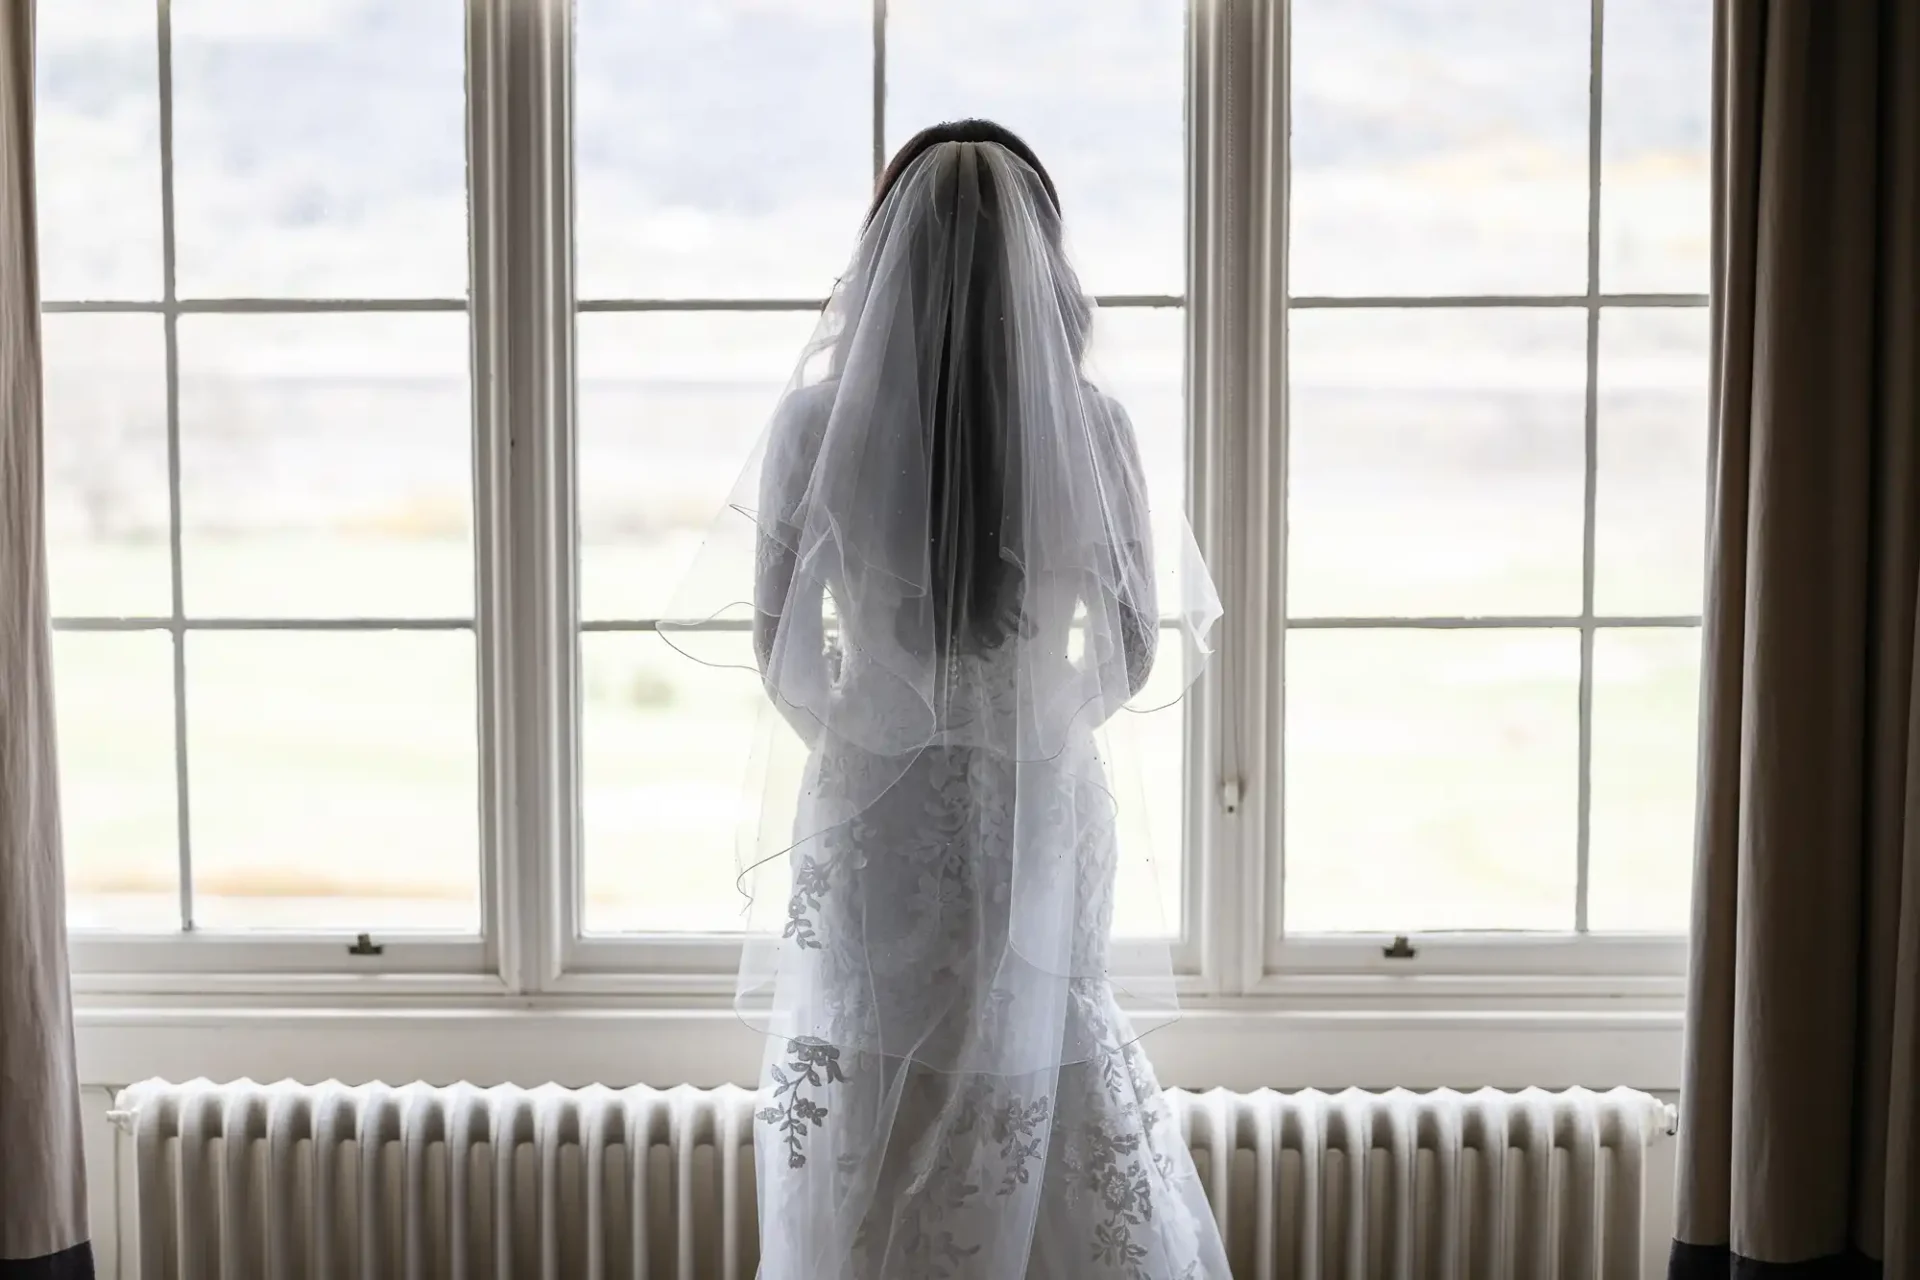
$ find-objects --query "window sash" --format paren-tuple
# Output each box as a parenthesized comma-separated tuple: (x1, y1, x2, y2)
(53, 0, 513, 977)
(1257, 0, 1709, 973)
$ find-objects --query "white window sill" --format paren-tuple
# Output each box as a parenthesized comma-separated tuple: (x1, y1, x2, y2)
(73, 997, 1683, 1094)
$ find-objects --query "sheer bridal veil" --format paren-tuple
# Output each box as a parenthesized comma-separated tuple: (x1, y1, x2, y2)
(657, 139, 1220, 1077)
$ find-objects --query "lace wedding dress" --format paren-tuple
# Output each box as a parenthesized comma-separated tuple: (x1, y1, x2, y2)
(749, 728, 1228, 1277)
(660, 139, 1227, 1278)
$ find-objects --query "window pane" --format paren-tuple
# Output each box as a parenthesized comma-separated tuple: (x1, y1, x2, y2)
(53, 632, 180, 931)
(1284, 629, 1579, 933)
(581, 308, 1197, 936)
(1589, 628, 1699, 932)
(578, 311, 819, 623)
(187, 631, 479, 931)
(1291, 0, 1590, 296)
(43, 314, 171, 618)
(583, 630, 759, 933)
(1288, 309, 1587, 618)
(888, 0, 1186, 297)
(178, 314, 473, 618)
(170, 0, 468, 298)
(1596, 308, 1709, 616)
(575, 0, 870, 299)
(1601, 0, 1711, 293)
(583, 627, 1193, 939)
(35, 0, 162, 301)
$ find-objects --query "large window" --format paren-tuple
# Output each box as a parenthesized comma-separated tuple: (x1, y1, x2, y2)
(40, 0, 482, 951)
(38, 0, 1710, 1011)
(1276, 0, 1709, 965)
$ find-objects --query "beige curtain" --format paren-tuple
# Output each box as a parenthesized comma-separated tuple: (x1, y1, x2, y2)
(1672, 2, 1920, 1277)
(0, 4, 91, 1278)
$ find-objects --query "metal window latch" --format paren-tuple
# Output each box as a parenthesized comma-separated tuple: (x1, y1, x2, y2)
(1220, 779, 1242, 814)
(1383, 935, 1417, 960)
(348, 932, 384, 957)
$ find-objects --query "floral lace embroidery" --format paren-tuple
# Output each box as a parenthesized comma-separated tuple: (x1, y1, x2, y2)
(758, 1037, 849, 1169)
(993, 1096, 1050, 1196)
(755, 737, 1223, 1275)
(783, 852, 834, 950)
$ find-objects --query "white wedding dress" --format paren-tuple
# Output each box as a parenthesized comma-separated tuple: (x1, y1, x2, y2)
(661, 140, 1228, 1278)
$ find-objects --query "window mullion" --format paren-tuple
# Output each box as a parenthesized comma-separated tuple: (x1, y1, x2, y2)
(1248, 0, 1288, 991)
(538, 0, 583, 993)
(1189, 0, 1286, 996)
(871, 0, 888, 181)
(466, 0, 513, 987)
(155, 0, 192, 934)
(469, 0, 577, 995)
(1575, 0, 1607, 935)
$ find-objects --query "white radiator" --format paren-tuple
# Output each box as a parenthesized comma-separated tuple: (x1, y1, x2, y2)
(111, 1078, 1671, 1280)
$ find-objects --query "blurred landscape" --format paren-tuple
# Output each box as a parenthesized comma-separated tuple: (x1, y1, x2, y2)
(37, 0, 1709, 938)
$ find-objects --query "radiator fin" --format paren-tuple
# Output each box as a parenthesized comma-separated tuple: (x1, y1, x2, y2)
(115, 1080, 1665, 1279)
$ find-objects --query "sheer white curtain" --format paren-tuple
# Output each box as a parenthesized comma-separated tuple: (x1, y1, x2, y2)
(0, 6, 92, 1276)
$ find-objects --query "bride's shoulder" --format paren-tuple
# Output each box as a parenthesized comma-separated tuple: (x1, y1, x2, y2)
(774, 380, 837, 439)
(783, 378, 839, 417)
(766, 381, 837, 461)
(1083, 385, 1137, 435)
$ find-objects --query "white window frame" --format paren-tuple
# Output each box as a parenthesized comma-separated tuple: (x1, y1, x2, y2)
(57, 0, 1698, 1090)
(52, 0, 511, 989)
(555, 0, 1214, 995)
(1248, 0, 1702, 1003)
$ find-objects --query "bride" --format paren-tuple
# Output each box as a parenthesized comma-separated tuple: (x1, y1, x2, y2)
(661, 119, 1228, 1279)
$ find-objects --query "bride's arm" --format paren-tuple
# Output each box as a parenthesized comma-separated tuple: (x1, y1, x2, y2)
(753, 389, 832, 743)
(1101, 395, 1159, 701)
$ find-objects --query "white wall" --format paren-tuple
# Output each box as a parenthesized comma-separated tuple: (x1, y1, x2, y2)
(81, 1086, 126, 1280)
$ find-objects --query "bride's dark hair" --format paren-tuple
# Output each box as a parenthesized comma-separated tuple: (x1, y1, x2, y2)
(871, 120, 1085, 652)
(869, 118, 1062, 222)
